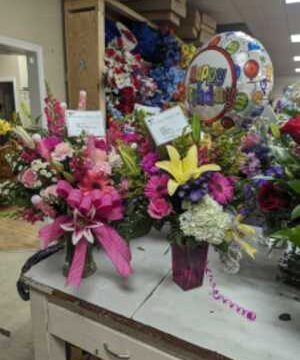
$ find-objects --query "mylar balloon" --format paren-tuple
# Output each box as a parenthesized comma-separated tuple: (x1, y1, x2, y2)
(185, 31, 274, 127)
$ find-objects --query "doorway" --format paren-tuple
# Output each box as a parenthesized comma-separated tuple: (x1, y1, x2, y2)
(0, 36, 46, 127)
(0, 80, 16, 119)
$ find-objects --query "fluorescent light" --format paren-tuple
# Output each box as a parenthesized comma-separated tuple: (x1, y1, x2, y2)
(286, 0, 300, 3)
(291, 34, 300, 42)
(294, 56, 300, 61)
(295, 68, 300, 72)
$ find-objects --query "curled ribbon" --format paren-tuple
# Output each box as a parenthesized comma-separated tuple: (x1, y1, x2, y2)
(205, 267, 256, 322)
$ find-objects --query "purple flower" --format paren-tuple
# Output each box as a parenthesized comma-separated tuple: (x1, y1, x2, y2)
(241, 153, 261, 177)
(142, 152, 160, 175)
(177, 173, 212, 203)
(265, 166, 284, 178)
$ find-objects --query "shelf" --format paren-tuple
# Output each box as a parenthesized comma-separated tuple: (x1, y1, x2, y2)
(105, 0, 158, 29)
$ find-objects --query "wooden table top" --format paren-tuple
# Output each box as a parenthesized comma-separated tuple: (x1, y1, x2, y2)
(25, 230, 300, 360)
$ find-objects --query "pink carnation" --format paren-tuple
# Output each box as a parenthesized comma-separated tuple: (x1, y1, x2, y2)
(147, 198, 172, 220)
(21, 168, 40, 189)
(41, 185, 58, 200)
(52, 142, 73, 162)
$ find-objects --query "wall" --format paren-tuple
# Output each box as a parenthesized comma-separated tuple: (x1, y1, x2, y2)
(273, 75, 300, 100)
(0, 0, 66, 101)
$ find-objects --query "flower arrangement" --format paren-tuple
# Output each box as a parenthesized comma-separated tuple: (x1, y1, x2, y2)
(109, 110, 257, 290)
(105, 21, 190, 117)
(246, 115, 300, 287)
(255, 116, 300, 243)
(4, 90, 132, 288)
(105, 22, 157, 117)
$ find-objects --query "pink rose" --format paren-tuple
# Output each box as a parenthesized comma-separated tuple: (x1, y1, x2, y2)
(21, 168, 39, 189)
(51, 142, 73, 162)
(147, 198, 172, 220)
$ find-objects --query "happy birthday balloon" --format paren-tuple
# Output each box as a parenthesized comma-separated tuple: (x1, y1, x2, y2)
(185, 31, 274, 127)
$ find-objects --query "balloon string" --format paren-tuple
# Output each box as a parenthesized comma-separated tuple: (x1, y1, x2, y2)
(205, 267, 256, 322)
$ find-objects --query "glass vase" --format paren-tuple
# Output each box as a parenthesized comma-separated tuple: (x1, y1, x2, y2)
(278, 242, 300, 289)
(62, 238, 97, 278)
(115, 198, 153, 240)
(171, 242, 209, 291)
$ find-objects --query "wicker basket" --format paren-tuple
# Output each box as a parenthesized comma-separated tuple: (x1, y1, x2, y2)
(0, 144, 13, 180)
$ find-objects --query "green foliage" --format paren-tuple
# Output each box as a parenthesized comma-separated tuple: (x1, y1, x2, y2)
(272, 225, 300, 247)
(291, 204, 300, 220)
(171, 133, 192, 157)
(287, 180, 300, 195)
(114, 197, 153, 241)
(167, 216, 195, 246)
(270, 123, 281, 139)
(191, 114, 201, 145)
(216, 241, 229, 253)
(118, 144, 141, 178)
(213, 128, 246, 176)
(132, 110, 151, 137)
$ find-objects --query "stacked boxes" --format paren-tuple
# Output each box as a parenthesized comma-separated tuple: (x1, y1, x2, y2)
(120, 1, 217, 46)
(179, 8, 217, 46)
(121, 0, 187, 27)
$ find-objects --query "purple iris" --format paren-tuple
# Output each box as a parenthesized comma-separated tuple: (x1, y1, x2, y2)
(177, 173, 212, 203)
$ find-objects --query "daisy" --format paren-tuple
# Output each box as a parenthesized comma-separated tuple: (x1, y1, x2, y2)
(208, 173, 235, 205)
(144, 174, 169, 199)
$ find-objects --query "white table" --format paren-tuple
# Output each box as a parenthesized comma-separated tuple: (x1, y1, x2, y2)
(25, 230, 300, 360)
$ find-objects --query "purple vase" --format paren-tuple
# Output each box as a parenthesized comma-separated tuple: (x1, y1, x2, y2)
(171, 242, 209, 291)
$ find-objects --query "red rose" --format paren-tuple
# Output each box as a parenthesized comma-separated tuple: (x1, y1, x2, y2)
(257, 182, 290, 213)
(281, 116, 300, 144)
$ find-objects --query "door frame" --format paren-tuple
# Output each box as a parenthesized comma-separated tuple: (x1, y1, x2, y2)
(0, 35, 46, 127)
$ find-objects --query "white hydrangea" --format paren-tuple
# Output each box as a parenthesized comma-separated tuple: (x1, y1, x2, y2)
(179, 195, 231, 245)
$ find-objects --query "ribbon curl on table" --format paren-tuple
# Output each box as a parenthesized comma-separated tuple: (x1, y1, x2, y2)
(39, 181, 132, 287)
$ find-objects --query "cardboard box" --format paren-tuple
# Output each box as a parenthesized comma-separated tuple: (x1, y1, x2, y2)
(123, 0, 187, 18)
(200, 23, 216, 36)
(178, 25, 198, 40)
(142, 10, 181, 26)
(202, 12, 217, 31)
(181, 8, 201, 31)
(198, 29, 215, 45)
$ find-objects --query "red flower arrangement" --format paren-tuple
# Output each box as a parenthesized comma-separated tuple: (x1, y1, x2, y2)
(281, 116, 300, 144)
(257, 182, 291, 213)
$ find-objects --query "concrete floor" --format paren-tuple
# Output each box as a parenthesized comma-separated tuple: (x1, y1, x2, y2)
(0, 250, 35, 360)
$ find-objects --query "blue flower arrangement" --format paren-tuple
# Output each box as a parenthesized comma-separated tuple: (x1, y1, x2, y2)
(147, 66, 185, 106)
(105, 19, 120, 46)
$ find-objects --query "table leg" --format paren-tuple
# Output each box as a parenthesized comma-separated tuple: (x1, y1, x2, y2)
(30, 288, 67, 360)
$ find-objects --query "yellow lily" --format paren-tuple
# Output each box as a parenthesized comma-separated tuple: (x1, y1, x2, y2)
(156, 144, 221, 196)
(226, 215, 257, 259)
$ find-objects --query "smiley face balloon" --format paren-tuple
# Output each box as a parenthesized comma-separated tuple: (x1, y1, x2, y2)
(185, 31, 274, 127)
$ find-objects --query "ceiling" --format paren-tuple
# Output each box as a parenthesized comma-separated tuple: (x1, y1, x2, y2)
(190, 0, 300, 77)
